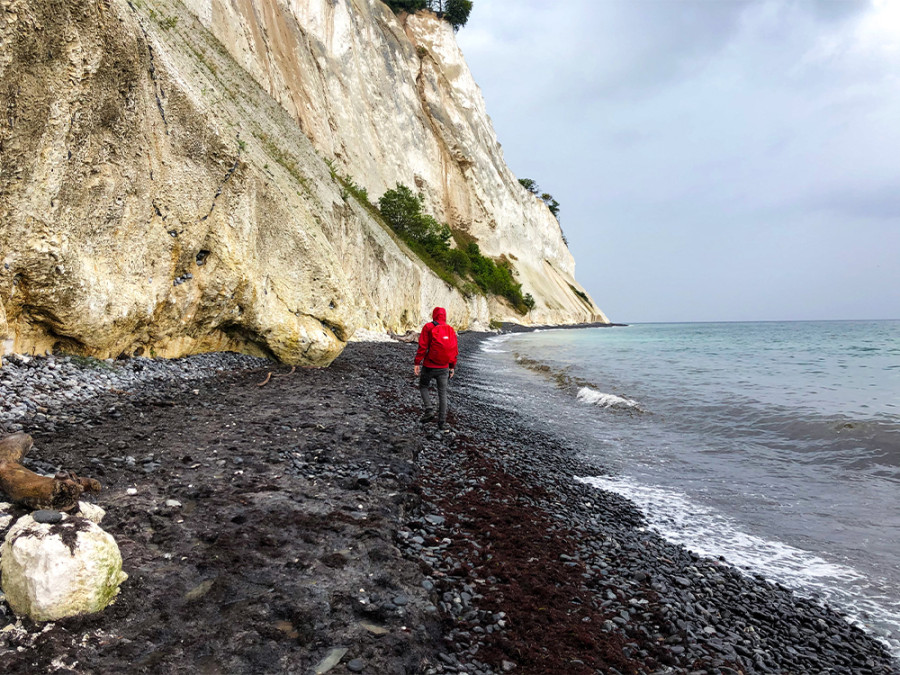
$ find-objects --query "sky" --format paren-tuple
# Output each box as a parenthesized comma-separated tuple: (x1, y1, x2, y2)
(457, 0, 900, 323)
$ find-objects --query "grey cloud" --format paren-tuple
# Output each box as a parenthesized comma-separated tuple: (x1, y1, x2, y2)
(459, 0, 900, 321)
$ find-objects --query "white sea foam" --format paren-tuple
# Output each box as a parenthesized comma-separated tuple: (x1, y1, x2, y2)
(576, 386, 639, 409)
(481, 334, 511, 353)
(577, 474, 900, 656)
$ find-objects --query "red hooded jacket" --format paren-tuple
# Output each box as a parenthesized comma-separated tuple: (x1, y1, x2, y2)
(415, 307, 458, 369)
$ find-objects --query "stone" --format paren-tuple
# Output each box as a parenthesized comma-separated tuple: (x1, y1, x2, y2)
(77, 502, 106, 525)
(164, 499, 182, 508)
(0, 503, 13, 531)
(359, 621, 389, 636)
(313, 647, 348, 674)
(31, 510, 63, 524)
(346, 659, 365, 673)
(184, 579, 215, 602)
(1, 514, 127, 621)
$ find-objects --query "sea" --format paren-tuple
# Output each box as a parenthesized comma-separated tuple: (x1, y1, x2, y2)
(471, 320, 900, 655)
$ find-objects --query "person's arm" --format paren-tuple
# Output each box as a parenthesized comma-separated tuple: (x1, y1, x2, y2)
(414, 324, 430, 374)
(449, 331, 458, 377)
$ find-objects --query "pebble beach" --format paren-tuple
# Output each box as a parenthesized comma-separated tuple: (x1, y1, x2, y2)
(0, 335, 897, 674)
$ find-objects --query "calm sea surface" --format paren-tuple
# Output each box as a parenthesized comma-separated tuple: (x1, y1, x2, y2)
(470, 321, 900, 654)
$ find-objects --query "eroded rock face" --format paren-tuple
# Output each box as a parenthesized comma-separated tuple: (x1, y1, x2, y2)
(181, 0, 607, 325)
(0, 0, 496, 365)
(0, 0, 605, 367)
(1, 513, 127, 621)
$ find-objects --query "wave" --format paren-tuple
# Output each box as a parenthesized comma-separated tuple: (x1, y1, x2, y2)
(577, 474, 900, 657)
(510, 353, 644, 414)
(576, 387, 640, 410)
(481, 334, 511, 353)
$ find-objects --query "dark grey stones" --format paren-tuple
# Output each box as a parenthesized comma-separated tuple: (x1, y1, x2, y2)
(32, 510, 63, 524)
(346, 658, 365, 673)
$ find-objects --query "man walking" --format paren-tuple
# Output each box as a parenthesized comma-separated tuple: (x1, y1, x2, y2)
(414, 307, 458, 431)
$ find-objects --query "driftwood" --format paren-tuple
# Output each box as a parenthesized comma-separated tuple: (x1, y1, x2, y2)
(389, 330, 420, 343)
(0, 432, 33, 464)
(0, 433, 101, 512)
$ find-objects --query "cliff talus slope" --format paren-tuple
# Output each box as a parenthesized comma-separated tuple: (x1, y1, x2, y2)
(0, 0, 605, 366)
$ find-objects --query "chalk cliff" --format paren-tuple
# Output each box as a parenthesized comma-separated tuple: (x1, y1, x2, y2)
(0, 0, 606, 366)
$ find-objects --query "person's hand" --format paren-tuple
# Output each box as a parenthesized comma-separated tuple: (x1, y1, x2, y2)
(449, 368, 455, 379)
(414, 365, 421, 376)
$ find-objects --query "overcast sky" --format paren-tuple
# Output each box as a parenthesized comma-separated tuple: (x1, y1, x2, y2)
(457, 0, 900, 323)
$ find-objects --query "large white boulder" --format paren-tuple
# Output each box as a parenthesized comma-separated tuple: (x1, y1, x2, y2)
(0, 513, 127, 621)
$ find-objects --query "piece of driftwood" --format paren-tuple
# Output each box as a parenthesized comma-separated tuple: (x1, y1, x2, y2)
(0, 432, 33, 464)
(389, 330, 420, 343)
(0, 433, 101, 512)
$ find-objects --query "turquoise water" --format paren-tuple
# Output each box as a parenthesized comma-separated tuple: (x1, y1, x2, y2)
(472, 321, 900, 654)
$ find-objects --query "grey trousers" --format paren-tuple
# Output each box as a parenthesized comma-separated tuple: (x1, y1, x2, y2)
(419, 367, 449, 423)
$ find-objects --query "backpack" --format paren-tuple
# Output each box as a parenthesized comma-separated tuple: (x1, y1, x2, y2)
(427, 320, 458, 366)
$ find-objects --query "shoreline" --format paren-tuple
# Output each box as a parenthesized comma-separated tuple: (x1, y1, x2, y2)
(495, 320, 629, 333)
(0, 337, 897, 673)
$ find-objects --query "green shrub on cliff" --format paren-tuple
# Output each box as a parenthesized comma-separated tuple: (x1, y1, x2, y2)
(465, 243, 528, 311)
(384, 0, 473, 31)
(384, 1, 428, 14)
(377, 184, 531, 313)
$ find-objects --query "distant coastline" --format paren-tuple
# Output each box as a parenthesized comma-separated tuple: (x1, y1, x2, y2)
(496, 320, 629, 333)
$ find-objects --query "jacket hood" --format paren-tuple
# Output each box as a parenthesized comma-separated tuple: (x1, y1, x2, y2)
(432, 307, 447, 323)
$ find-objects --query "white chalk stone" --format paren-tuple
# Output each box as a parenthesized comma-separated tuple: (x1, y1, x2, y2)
(0, 503, 13, 531)
(77, 502, 106, 525)
(1, 514, 127, 621)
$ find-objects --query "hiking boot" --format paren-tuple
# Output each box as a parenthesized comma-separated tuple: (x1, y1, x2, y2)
(419, 409, 436, 423)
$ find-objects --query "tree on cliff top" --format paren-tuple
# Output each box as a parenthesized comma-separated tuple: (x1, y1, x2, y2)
(519, 178, 561, 221)
(442, 0, 473, 30)
(384, 0, 473, 31)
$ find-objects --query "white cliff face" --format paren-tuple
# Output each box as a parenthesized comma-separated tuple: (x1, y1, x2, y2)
(180, 0, 607, 324)
(0, 0, 490, 365)
(0, 0, 605, 368)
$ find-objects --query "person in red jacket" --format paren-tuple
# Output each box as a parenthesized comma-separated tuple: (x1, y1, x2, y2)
(414, 307, 458, 431)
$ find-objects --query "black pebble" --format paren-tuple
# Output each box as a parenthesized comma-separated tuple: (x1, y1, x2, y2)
(32, 510, 63, 524)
